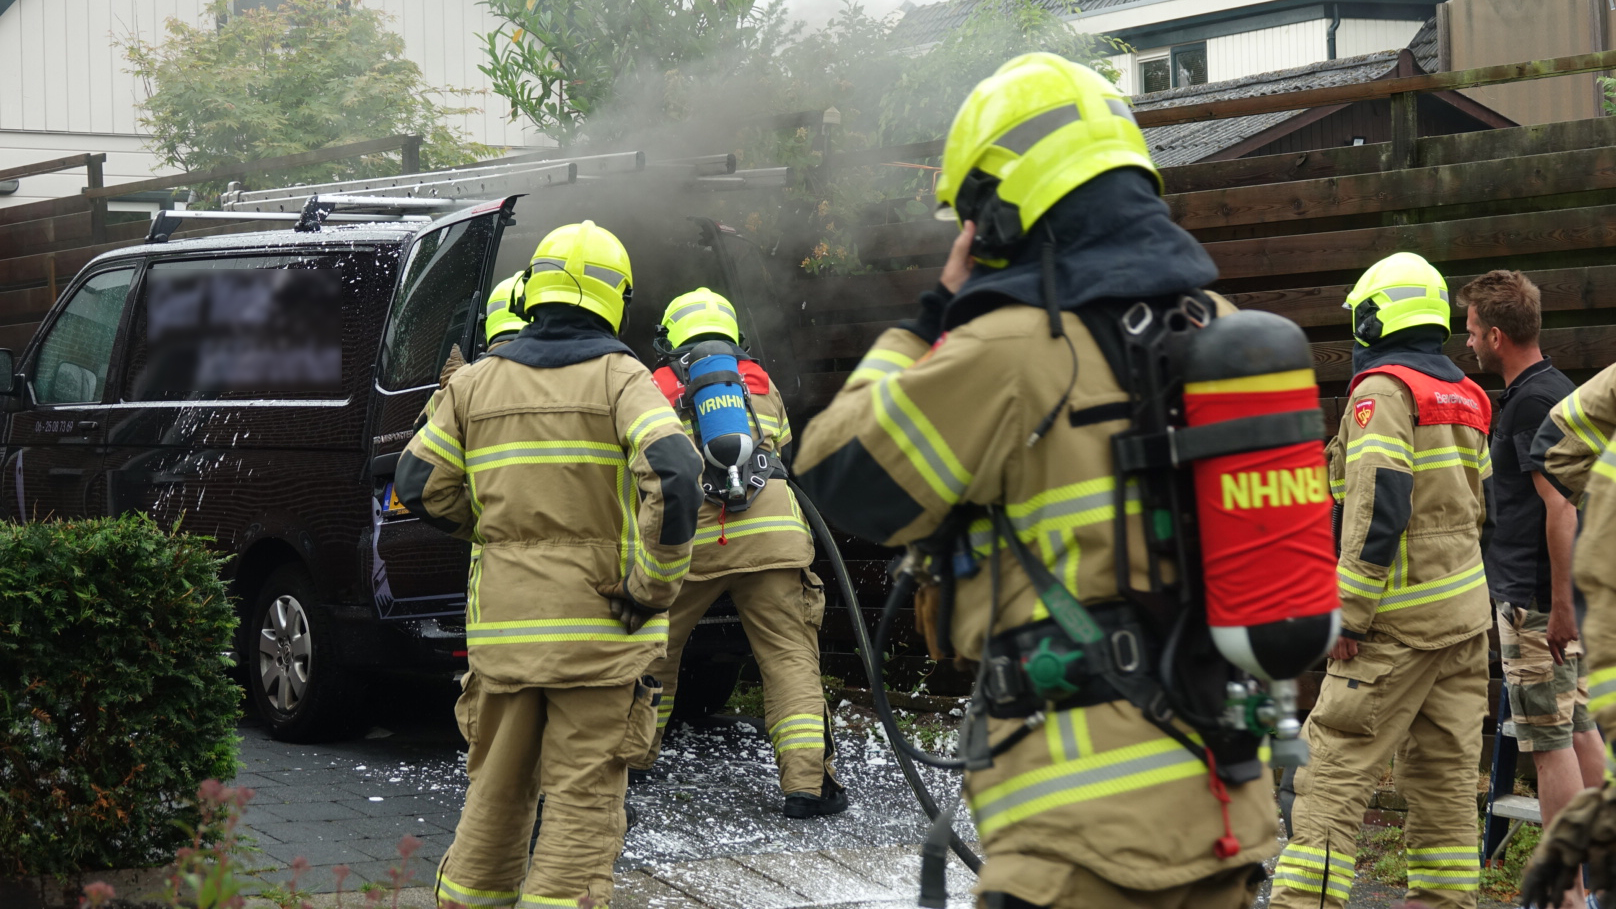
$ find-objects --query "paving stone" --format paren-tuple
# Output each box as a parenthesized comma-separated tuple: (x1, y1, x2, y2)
(242, 820, 347, 848)
(610, 869, 707, 909)
(335, 795, 443, 818)
(333, 814, 456, 840)
(645, 856, 809, 909)
(259, 839, 377, 868)
(820, 845, 976, 903)
(252, 800, 367, 823)
(230, 771, 286, 789)
(731, 851, 890, 904)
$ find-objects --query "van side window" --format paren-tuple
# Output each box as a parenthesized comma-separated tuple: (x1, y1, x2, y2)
(33, 267, 136, 405)
(123, 256, 347, 402)
(379, 218, 495, 391)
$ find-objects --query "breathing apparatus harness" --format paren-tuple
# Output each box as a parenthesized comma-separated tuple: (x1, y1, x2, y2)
(655, 335, 783, 512)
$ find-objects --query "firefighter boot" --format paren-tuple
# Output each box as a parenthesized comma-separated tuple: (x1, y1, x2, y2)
(784, 771, 849, 818)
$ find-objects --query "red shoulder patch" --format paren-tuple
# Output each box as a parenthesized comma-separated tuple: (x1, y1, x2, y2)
(738, 360, 770, 395)
(1354, 398, 1376, 429)
(651, 366, 683, 406)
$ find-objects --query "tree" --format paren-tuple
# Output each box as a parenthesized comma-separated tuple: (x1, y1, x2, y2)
(124, 0, 489, 203)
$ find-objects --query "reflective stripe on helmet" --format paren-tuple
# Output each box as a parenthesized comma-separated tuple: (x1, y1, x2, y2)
(994, 105, 1082, 155)
(1380, 285, 1450, 303)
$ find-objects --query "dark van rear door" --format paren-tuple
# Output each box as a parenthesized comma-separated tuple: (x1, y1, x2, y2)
(367, 198, 515, 621)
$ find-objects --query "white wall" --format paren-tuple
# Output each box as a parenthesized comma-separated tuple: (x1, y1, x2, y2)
(1334, 17, 1425, 59)
(0, 0, 549, 211)
(1207, 19, 1328, 81)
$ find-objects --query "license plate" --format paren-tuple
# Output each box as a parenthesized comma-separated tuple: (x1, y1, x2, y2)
(382, 482, 408, 515)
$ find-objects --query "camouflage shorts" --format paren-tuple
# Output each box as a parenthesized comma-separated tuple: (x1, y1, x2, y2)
(1498, 604, 1595, 752)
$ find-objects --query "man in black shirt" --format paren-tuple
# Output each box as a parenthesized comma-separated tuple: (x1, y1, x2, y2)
(1462, 270, 1604, 908)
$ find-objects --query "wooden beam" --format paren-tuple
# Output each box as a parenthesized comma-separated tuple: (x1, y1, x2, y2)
(1162, 115, 1616, 195)
(1226, 265, 1616, 327)
(1134, 50, 1616, 129)
(1168, 145, 1616, 232)
(823, 139, 945, 170)
(794, 269, 939, 314)
(853, 219, 957, 263)
(0, 153, 106, 184)
(0, 194, 92, 228)
(83, 135, 420, 200)
(1205, 203, 1616, 281)
(1309, 325, 1616, 382)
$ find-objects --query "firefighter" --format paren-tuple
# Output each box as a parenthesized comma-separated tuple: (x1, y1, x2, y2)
(631, 287, 846, 817)
(1273, 252, 1494, 909)
(1521, 437, 1616, 905)
(397, 220, 704, 909)
(795, 54, 1278, 907)
(1533, 362, 1616, 505)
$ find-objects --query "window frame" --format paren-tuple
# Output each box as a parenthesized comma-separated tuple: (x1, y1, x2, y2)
(1137, 52, 1171, 94)
(376, 216, 502, 394)
(1170, 42, 1209, 89)
(25, 261, 142, 408)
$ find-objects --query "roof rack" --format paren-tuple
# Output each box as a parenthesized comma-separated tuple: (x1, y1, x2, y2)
(145, 198, 434, 243)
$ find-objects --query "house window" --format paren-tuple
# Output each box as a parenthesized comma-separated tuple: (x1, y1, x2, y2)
(1172, 43, 1208, 88)
(1140, 56, 1172, 94)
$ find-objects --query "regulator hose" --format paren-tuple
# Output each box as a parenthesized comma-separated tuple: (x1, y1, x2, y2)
(789, 481, 982, 873)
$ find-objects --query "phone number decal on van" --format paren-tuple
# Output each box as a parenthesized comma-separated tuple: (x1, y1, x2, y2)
(35, 420, 75, 433)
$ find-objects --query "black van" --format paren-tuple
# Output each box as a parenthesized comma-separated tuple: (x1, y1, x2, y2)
(0, 196, 767, 741)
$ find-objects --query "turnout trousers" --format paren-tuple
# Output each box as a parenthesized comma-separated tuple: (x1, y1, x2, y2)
(435, 672, 659, 908)
(1271, 632, 1488, 909)
(983, 862, 1262, 909)
(631, 567, 835, 796)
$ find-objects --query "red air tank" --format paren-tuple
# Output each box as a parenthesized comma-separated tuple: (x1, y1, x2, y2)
(1182, 310, 1339, 681)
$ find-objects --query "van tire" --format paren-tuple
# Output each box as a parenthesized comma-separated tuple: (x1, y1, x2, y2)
(247, 564, 365, 742)
(672, 656, 745, 722)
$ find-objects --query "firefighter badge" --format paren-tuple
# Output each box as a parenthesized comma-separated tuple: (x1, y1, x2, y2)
(1354, 399, 1376, 428)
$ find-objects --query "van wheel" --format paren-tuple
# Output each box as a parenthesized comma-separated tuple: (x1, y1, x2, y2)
(248, 564, 364, 742)
(673, 656, 746, 722)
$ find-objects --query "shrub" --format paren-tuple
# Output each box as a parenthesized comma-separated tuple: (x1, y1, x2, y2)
(0, 514, 241, 878)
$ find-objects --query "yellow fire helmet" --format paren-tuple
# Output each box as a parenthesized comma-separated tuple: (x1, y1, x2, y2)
(522, 220, 634, 332)
(935, 52, 1160, 252)
(661, 287, 740, 348)
(484, 271, 527, 344)
(1343, 252, 1451, 346)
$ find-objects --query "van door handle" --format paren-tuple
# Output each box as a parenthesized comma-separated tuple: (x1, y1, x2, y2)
(74, 421, 98, 432)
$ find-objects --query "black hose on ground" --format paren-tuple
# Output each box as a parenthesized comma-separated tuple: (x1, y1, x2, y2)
(789, 481, 982, 873)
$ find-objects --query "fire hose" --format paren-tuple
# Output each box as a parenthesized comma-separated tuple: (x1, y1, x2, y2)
(789, 481, 983, 874)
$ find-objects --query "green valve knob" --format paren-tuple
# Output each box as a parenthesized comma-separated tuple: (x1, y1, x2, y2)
(1023, 639, 1083, 698)
(1152, 509, 1174, 541)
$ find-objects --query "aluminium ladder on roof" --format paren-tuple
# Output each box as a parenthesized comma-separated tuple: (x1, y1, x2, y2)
(218, 150, 791, 218)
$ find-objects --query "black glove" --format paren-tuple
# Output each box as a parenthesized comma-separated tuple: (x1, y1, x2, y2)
(898, 284, 953, 345)
(595, 581, 665, 634)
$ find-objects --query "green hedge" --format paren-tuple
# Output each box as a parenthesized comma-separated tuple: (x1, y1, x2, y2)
(0, 514, 241, 878)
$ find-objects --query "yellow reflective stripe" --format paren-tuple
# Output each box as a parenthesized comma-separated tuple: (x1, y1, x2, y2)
(691, 514, 809, 545)
(849, 348, 917, 384)
(465, 440, 626, 473)
(1589, 666, 1616, 715)
(1409, 445, 1487, 472)
(1185, 368, 1315, 395)
(1046, 707, 1093, 763)
(969, 737, 1204, 837)
(871, 375, 972, 503)
(627, 407, 681, 451)
(1406, 848, 1480, 891)
(770, 713, 825, 752)
(437, 871, 518, 907)
(1274, 844, 1354, 898)
(634, 549, 690, 583)
(1377, 563, 1487, 612)
(465, 615, 669, 645)
(1337, 565, 1385, 600)
(518, 896, 585, 908)
(769, 713, 823, 735)
(1346, 433, 1413, 466)
(1567, 389, 1611, 452)
(1594, 447, 1616, 485)
(417, 420, 465, 468)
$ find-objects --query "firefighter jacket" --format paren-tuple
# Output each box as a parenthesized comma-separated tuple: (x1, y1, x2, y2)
(397, 310, 704, 690)
(651, 358, 813, 581)
(1534, 362, 1616, 506)
(1327, 357, 1493, 650)
(1575, 444, 1616, 733)
(794, 302, 1279, 896)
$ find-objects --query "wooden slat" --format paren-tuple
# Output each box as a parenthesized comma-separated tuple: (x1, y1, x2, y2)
(1169, 145, 1616, 232)
(1163, 116, 1616, 195)
(1227, 264, 1616, 327)
(0, 153, 106, 184)
(0, 211, 93, 258)
(793, 269, 939, 315)
(1206, 203, 1616, 281)
(854, 219, 956, 263)
(83, 134, 419, 200)
(0, 194, 92, 228)
(1310, 326, 1616, 382)
(0, 285, 58, 325)
(1133, 50, 1616, 130)
(0, 219, 277, 290)
(0, 322, 39, 353)
(794, 321, 897, 362)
